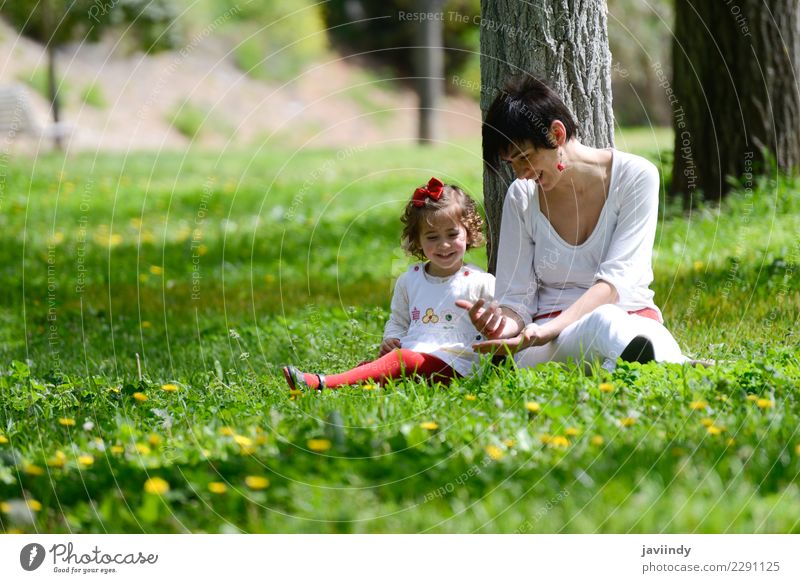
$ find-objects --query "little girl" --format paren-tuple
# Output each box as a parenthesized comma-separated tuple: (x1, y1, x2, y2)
(283, 177, 495, 390)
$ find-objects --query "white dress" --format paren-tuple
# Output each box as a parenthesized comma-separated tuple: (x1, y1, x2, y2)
(494, 149, 687, 369)
(384, 263, 495, 375)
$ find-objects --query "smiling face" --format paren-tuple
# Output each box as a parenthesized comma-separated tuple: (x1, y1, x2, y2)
(419, 214, 468, 277)
(503, 141, 560, 189)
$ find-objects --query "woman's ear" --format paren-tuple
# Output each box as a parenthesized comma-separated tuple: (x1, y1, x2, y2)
(549, 120, 567, 146)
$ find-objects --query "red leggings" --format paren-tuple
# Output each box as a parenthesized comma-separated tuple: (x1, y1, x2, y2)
(304, 349, 458, 389)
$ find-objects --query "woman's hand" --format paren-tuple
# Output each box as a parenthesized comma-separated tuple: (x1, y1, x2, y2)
(379, 337, 401, 356)
(472, 323, 556, 355)
(455, 299, 509, 340)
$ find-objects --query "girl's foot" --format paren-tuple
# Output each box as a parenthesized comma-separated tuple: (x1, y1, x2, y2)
(282, 366, 325, 390)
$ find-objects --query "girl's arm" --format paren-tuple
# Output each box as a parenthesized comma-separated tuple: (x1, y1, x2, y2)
(381, 273, 410, 354)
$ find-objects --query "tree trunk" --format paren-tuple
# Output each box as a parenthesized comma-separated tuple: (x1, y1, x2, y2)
(671, 0, 800, 206)
(42, 0, 62, 151)
(480, 0, 615, 273)
(415, 0, 445, 144)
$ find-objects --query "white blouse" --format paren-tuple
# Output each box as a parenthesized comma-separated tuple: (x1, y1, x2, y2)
(494, 149, 662, 324)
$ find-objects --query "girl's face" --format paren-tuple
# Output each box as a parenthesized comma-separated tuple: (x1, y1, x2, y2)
(419, 213, 467, 277)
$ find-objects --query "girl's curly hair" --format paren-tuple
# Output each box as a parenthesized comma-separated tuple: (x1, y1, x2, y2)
(400, 183, 485, 261)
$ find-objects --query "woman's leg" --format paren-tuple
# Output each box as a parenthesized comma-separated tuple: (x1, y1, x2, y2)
(288, 349, 458, 389)
(514, 305, 687, 369)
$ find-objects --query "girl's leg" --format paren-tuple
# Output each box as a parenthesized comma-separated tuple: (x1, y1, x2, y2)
(290, 349, 458, 390)
(514, 304, 687, 369)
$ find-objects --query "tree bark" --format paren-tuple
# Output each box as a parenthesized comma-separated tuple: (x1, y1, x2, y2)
(671, 0, 800, 206)
(480, 0, 615, 273)
(415, 0, 445, 145)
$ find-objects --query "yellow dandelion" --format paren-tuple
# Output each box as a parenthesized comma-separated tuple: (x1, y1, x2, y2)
(693, 260, 704, 271)
(135, 444, 151, 455)
(620, 417, 637, 427)
(465, 394, 477, 401)
(244, 475, 270, 490)
(486, 445, 504, 460)
(148, 434, 162, 447)
(110, 445, 124, 455)
(503, 438, 515, 447)
(141, 321, 152, 329)
(133, 392, 148, 402)
(0, 501, 9, 513)
(539, 434, 552, 444)
(58, 418, 76, 427)
(208, 482, 227, 494)
(591, 435, 605, 446)
(700, 418, 714, 427)
(107, 386, 121, 394)
(746, 394, 758, 402)
(143, 477, 169, 495)
(78, 455, 94, 466)
(219, 426, 235, 436)
(362, 383, 377, 391)
(565, 427, 580, 437)
(307, 438, 332, 452)
(23, 463, 44, 476)
(255, 435, 268, 445)
(525, 401, 541, 413)
(0, 435, 8, 444)
(726, 438, 736, 446)
(149, 265, 163, 275)
(27, 499, 42, 512)
(47, 451, 66, 468)
(756, 398, 773, 409)
(689, 400, 708, 410)
(549, 436, 570, 448)
(707, 425, 724, 436)
(109, 233, 123, 246)
(161, 383, 179, 392)
(419, 421, 439, 431)
(599, 382, 614, 393)
(233, 435, 253, 447)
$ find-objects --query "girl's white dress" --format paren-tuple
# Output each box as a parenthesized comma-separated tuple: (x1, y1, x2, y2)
(384, 263, 495, 375)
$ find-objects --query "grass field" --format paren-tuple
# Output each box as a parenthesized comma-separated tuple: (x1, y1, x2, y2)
(1, 134, 800, 533)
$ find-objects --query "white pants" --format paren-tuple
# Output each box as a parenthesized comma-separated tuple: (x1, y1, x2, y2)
(514, 304, 688, 371)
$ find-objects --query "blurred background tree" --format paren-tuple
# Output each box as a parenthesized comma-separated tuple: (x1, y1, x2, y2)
(1, 0, 179, 148)
(672, 0, 800, 205)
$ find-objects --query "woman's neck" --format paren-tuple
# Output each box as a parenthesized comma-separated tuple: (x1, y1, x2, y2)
(549, 141, 612, 200)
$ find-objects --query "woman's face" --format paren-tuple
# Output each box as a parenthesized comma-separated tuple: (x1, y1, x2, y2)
(502, 141, 560, 190)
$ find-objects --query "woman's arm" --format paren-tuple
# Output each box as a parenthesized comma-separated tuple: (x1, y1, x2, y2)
(459, 182, 537, 339)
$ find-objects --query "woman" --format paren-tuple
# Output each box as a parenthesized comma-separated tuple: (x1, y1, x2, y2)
(457, 75, 687, 371)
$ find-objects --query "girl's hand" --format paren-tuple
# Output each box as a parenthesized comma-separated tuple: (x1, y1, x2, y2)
(472, 323, 555, 355)
(455, 299, 507, 339)
(379, 338, 401, 356)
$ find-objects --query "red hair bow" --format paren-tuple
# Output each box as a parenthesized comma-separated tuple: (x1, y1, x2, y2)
(412, 177, 444, 207)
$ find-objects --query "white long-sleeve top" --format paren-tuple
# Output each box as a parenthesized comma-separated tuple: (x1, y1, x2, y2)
(384, 262, 495, 375)
(495, 149, 662, 324)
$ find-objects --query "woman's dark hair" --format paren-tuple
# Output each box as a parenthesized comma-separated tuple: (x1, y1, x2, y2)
(401, 184, 485, 261)
(482, 75, 578, 174)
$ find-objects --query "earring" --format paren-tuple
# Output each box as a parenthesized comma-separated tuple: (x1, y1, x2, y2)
(556, 150, 565, 172)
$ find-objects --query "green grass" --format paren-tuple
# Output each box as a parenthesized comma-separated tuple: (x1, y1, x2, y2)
(1, 140, 799, 533)
(80, 83, 107, 109)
